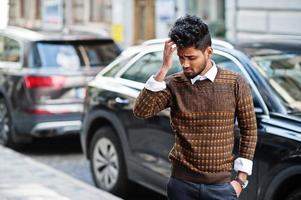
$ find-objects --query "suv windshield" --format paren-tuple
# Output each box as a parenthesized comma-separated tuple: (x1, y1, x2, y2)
(34, 40, 120, 69)
(252, 53, 301, 113)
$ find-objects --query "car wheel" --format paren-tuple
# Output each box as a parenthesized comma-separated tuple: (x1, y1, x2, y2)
(286, 188, 301, 200)
(89, 126, 128, 196)
(0, 98, 13, 146)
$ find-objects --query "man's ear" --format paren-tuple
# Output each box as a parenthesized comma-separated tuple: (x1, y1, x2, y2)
(206, 47, 213, 58)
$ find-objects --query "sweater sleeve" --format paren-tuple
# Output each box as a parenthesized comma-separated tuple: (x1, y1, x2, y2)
(133, 77, 172, 119)
(236, 75, 258, 161)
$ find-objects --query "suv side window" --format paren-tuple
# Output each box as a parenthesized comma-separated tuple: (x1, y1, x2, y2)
(213, 54, 243, 76)
(213, 53, 261, 108)
(121, 51, 181, 83)
(102, 54, 137, 77)
(0, 36, 21, 63)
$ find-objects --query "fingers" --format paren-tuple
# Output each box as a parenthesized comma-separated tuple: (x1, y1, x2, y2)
(165, 40, 174, 47)
(230, 180, 242, 197)
(162, 40, 176, 69)
(171, 45, 177, 52)
(164, 40, 177, 53)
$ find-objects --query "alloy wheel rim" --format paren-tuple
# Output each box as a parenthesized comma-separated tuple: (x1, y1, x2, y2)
(93, 137, 119, 190)
(0, 100, 9, 145)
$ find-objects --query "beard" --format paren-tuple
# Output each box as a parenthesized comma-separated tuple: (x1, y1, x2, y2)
(183, 70, 197, 79)
(183, 66, 204, 79)
(183, 60, 211, 79)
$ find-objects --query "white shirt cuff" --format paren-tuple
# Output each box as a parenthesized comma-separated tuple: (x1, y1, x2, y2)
(234, 157, 253, 175)
(144, 75, 166, 92)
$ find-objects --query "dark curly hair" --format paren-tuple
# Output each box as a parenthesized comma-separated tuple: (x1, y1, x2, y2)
(169, 15, 211, 51)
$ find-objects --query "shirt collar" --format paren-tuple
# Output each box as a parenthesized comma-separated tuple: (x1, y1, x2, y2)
(190, 60, 217, 84)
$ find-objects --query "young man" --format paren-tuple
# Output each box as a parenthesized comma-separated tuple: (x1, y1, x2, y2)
(133, 15, 257, 200)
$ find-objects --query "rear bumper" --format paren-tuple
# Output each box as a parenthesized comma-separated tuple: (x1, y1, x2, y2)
(13, 111, 83, 137)
(30, 120, 82, 136)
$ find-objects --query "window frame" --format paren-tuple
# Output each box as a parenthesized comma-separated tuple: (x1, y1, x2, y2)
(112, 46, 164, 91)
(213, 49, 269, 116)
(116, 46, 163, 78)
(115, 46, 183, 90)
(119, 51, 177, 83)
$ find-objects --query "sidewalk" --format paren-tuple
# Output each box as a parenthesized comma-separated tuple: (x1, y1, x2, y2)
(0, 145, 122, 200)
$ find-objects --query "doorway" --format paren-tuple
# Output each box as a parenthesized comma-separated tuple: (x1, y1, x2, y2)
(134, 0, 155, 44)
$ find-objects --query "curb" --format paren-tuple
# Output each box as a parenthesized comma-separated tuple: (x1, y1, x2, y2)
(0, 145, 123, 200)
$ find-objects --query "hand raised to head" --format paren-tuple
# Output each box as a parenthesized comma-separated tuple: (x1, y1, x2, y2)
(162, 39, 177, 71)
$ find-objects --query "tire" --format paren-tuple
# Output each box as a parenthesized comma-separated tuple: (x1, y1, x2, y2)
(286, 188, 301, 200)
(89, 126, 128, 197)
(0, 98, 13, 147)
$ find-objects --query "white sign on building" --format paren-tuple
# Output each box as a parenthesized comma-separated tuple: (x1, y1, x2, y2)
(155, 0, 176, 38)
(42, 0, 64, 31)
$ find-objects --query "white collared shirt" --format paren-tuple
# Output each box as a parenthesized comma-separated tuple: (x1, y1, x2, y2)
(190, 61, 218, 84)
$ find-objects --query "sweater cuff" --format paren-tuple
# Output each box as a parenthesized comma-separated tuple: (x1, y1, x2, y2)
(234, 157, 253, 175)
(145, 75, 166, 92)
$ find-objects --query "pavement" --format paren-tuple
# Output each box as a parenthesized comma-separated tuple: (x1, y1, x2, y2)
(0, 145, 123, 200)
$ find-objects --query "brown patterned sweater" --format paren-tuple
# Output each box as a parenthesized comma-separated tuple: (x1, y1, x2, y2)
(133, 68, 257, 184)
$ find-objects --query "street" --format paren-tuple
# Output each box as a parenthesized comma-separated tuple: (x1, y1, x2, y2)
(1, 1, 301, 200)
(16, 134, 166, 200)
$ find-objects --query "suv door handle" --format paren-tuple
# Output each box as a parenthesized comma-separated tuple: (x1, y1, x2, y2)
(114, 97, 129, 105)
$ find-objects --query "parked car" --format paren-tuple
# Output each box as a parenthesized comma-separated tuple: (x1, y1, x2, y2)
(80, 38, 301, 200)
(0, 26, 121, 147)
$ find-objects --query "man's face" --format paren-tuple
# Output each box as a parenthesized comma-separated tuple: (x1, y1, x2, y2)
(177, 46, 212, 79)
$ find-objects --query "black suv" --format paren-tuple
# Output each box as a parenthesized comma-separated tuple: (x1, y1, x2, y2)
(0, 26, 121, 147)
(81, 39, 301, 200)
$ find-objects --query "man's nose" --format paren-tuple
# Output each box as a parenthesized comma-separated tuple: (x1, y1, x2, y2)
(182, 60, 190, 68)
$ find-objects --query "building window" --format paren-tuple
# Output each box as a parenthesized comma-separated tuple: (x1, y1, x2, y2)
(90, 0, 112, 23)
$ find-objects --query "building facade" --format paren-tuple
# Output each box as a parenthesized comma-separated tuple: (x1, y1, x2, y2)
(226, 0, 301, 42)
(8, 0, 225, 48)
(0, 0, 9, 29)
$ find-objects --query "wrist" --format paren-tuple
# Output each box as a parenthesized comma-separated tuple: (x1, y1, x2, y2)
(235, 176, 249, 189)
(154, 67, 169, 82)
(237, 171, 248, 180)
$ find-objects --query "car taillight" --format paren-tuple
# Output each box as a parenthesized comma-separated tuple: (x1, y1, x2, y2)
(24, 76, 65, 89)
(25, 108, 70, 115)
(25, 108, 52, 115)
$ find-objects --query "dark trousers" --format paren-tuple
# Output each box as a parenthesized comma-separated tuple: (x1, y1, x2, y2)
(167, 177, 238, 200)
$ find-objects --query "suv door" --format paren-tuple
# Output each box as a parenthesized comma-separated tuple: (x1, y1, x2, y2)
(118, 50, 181, 189)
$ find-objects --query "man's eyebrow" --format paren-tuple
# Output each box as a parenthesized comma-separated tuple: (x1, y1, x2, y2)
(178, 54, 197, 57)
